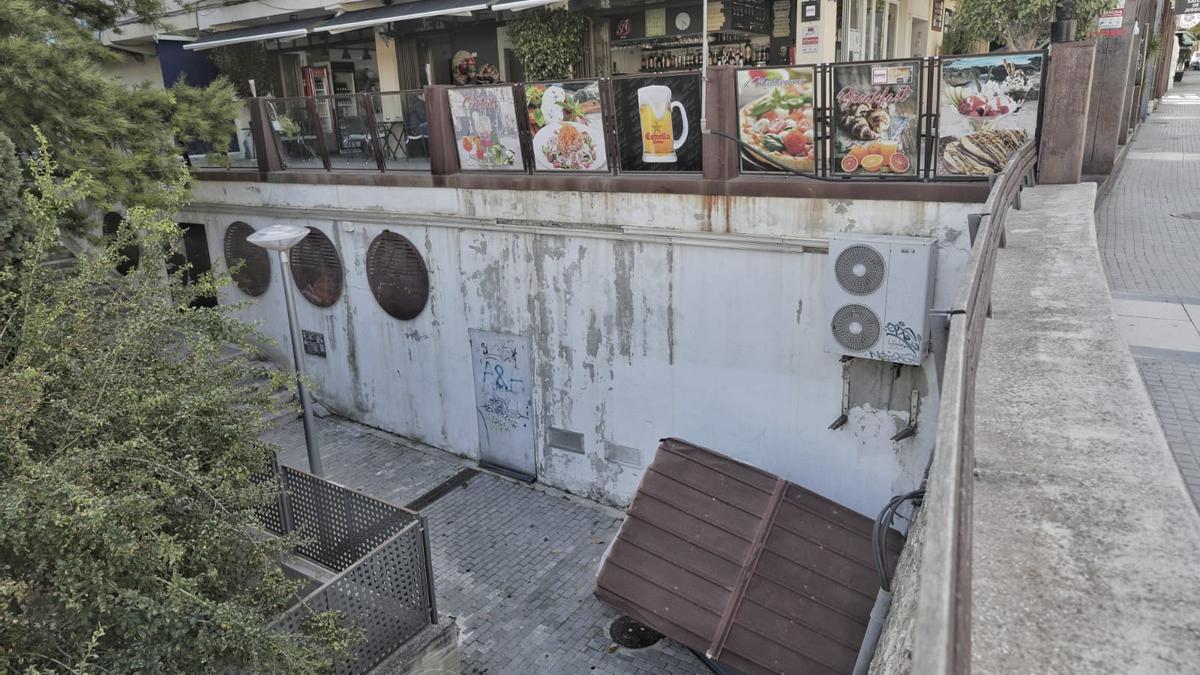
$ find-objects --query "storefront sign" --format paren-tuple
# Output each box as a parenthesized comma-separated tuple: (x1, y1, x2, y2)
(936, 52, 1044, 178)
(735, 67, 816, 174)
(1098, 9, 1123, 30)
(800, 0, 820, 21)
(831, 60, 920, 178)
(931, 0, 945, 31)
(447, 86, 525, 171)
(612, 74, 703, 172)
(525, 80, 609, 172)
(1175, 0, 1198, 16)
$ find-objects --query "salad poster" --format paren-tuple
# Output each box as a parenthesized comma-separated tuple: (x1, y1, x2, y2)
(936, 53, 1043, 177)
(736, 67, 816, 174)
(611, 73, 703, 172)
(447, 85, 525, 171)
(831, 60, 921, 177)
(525, 80, 608, 172)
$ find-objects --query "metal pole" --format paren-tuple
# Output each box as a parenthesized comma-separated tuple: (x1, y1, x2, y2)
(700, 0, 709, 132)
(277, 249, 324, 476)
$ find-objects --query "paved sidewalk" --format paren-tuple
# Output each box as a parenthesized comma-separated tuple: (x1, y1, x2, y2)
(264, 416, 706, 675)
(1096, 75, 1200, 510)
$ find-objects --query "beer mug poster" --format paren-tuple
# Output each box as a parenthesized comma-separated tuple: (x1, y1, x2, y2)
(447, 85, 525, 171)
(612, 74, 702, 172)
(735, 67, 817, 174)
(830, 60, 921, 177)
(936, 52, 1043, 178)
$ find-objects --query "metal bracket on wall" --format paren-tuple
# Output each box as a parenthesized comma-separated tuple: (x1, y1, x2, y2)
(890, 388, 921, 442)
(829, 357, 853, 431)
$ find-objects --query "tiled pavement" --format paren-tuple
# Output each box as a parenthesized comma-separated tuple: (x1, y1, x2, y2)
(264, 416, 706, 675)
(1097, 77, 1200, 511)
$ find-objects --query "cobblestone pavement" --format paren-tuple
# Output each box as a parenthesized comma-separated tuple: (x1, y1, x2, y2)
(265, 416, 706, 675)
(1097, 76, 1200, 511)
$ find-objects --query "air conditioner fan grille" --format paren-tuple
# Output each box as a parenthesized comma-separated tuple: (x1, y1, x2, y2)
(835, 245, 886, 296)
(831, 304, 881, 352)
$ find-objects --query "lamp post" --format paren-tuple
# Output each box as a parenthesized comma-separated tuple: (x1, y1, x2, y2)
(247, 224, 324, 476)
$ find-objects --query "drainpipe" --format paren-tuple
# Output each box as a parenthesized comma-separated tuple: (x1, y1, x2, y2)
(852, 588, 893, 675)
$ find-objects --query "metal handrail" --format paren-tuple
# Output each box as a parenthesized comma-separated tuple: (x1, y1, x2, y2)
(909, 141, 1038, 675)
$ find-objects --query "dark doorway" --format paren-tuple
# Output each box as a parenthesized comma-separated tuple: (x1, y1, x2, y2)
(102, 211, 140, 276)
(504, 49, 525, 83)
(171, 222, 217, 308)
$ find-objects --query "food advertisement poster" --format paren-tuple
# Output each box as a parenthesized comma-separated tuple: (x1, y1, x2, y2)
(736, 67, 816, 173)
(612, 73, 702, 172)
(831, 60, 920, 177)
(525, 80, 608, 172)
(937, 52, 1043, 178)
(447, 85, 524, 171)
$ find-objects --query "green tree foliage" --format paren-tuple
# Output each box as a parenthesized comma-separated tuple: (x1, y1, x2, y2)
(505, 9, 589, 81)
(212, 42, 282, 99)
(0, 132, 24, 272)
(951, 0, 1111, 50)
(0, 134, 347, 673)
(0, 0, 239, 219)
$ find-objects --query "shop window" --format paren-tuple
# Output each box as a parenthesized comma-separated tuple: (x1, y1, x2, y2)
(289, 227, 344, 308)
(102, 211, 140, 275)
(223, 222, 271, 297)
(366, 230, 430, 320)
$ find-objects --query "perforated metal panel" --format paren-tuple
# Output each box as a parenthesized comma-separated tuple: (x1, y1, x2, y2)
(834, 244, 886, 296)
(366, 231, 430, 320)
(223, 221, 271, 297)
(289, 227, 344, 307)
(831, 304, 881, 352)
(251, 471, 285, 535)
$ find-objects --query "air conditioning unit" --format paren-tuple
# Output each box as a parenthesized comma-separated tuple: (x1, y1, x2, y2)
(825, 234, 937, 366)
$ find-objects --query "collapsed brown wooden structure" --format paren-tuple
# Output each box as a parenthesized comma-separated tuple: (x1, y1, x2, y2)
(595, 438, 902, 675)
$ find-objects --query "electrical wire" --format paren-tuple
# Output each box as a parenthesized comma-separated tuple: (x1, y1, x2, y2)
(873, 488, 924, 593)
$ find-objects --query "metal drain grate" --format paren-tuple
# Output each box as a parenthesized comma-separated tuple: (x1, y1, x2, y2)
(609, 616, 663, 649)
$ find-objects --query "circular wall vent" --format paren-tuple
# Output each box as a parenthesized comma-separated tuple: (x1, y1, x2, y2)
(834, 245, 886, 296)
(223, 222, 271, 297)
(831, 304, 881, 352)
(366, 230, 430, 320)
(102, 211, 140, 276)
(289, 227, 344, 307)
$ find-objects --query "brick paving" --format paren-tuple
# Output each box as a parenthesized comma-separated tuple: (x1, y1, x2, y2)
(265, 416, 706, 675)
(1097, 77, 1200, 511)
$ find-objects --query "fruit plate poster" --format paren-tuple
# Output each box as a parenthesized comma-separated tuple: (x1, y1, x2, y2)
(735, 67, 817, 174)
(830, 60, 921, 178)
(447, 85, 526, 171)
(936, 52, 1044, 178)
(525, 80, 608, 173)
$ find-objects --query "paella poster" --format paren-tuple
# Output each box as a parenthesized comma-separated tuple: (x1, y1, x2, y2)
(936, 52, 1044, 177)
(611, 73, 703, 172)
(830, 60, 920, 177)
(524, 80, 608, 172)
(735, 67, 816, 174)
(447, 85, 525, 171)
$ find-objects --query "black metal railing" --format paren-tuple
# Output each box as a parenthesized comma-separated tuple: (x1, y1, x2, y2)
(259, 464, 437, 675)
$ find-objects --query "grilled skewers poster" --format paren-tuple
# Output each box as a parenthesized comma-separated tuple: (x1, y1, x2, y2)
(937, 53, 1043, 177)
(831, 60, 921, 177)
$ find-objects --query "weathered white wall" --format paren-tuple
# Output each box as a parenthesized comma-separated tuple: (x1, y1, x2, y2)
(184, 181, 978, 517)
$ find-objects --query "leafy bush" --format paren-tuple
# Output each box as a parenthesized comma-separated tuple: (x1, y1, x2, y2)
(0, 133, 347, 673)
(505, 9, 588, 81)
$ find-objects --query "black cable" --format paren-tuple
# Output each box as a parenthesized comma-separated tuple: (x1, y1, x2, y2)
(873, 488, 925, 593)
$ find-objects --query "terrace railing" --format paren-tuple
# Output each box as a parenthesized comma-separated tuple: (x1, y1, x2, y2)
(258, 464, 437, 675)
(907, 140, 1038, 674)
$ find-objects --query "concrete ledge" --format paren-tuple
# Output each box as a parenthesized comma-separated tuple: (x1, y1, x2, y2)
(371, 616, 460, 675)
(971, 184, 1200, 673)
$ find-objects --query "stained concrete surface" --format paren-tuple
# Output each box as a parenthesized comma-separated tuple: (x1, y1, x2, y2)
(264, 416, 706, 675)
(971, 183, 1200, 673)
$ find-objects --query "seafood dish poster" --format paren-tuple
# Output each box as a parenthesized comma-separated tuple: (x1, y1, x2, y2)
(611, 74, 703, 173)
(936, 53, 1043, 177)
(830, 60, 921, 177)
(526, 80, 608, 173)
(447, 86, 525, 171)
(735, 67, 817, 174)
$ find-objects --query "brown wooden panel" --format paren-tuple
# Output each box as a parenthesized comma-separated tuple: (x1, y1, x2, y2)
(618, 520, 743, 584)
(759, 529, 879, 593)
(731, 597, 861, 664)
(741, 575, 869, 644)
(753, 550, 877, 617)
(639, 468, 764, 534)
(606, 542, 732, 614)
(773, 499, 878, 561)
(724, 624, 844, 675)
(595, 563, 722, 643)
(627, 493, 754, 561)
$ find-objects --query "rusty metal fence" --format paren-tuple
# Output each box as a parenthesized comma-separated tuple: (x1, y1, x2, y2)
(908, 141, 1038, 675)
(258, 464, 437, 675)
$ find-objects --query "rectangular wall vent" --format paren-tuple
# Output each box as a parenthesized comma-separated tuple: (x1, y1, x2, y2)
(604, 441, 642, 467)
(548, 427, 584, 454)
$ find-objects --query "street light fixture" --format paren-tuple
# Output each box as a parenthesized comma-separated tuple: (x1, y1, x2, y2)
(247, 224, 324, 476)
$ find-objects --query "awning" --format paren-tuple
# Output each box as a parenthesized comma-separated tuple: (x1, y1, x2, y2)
(491, 0, 561, 11)
(311, 0, 490, 33)
(184, 15, 331, 51)
(595, 438, 903, 675)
